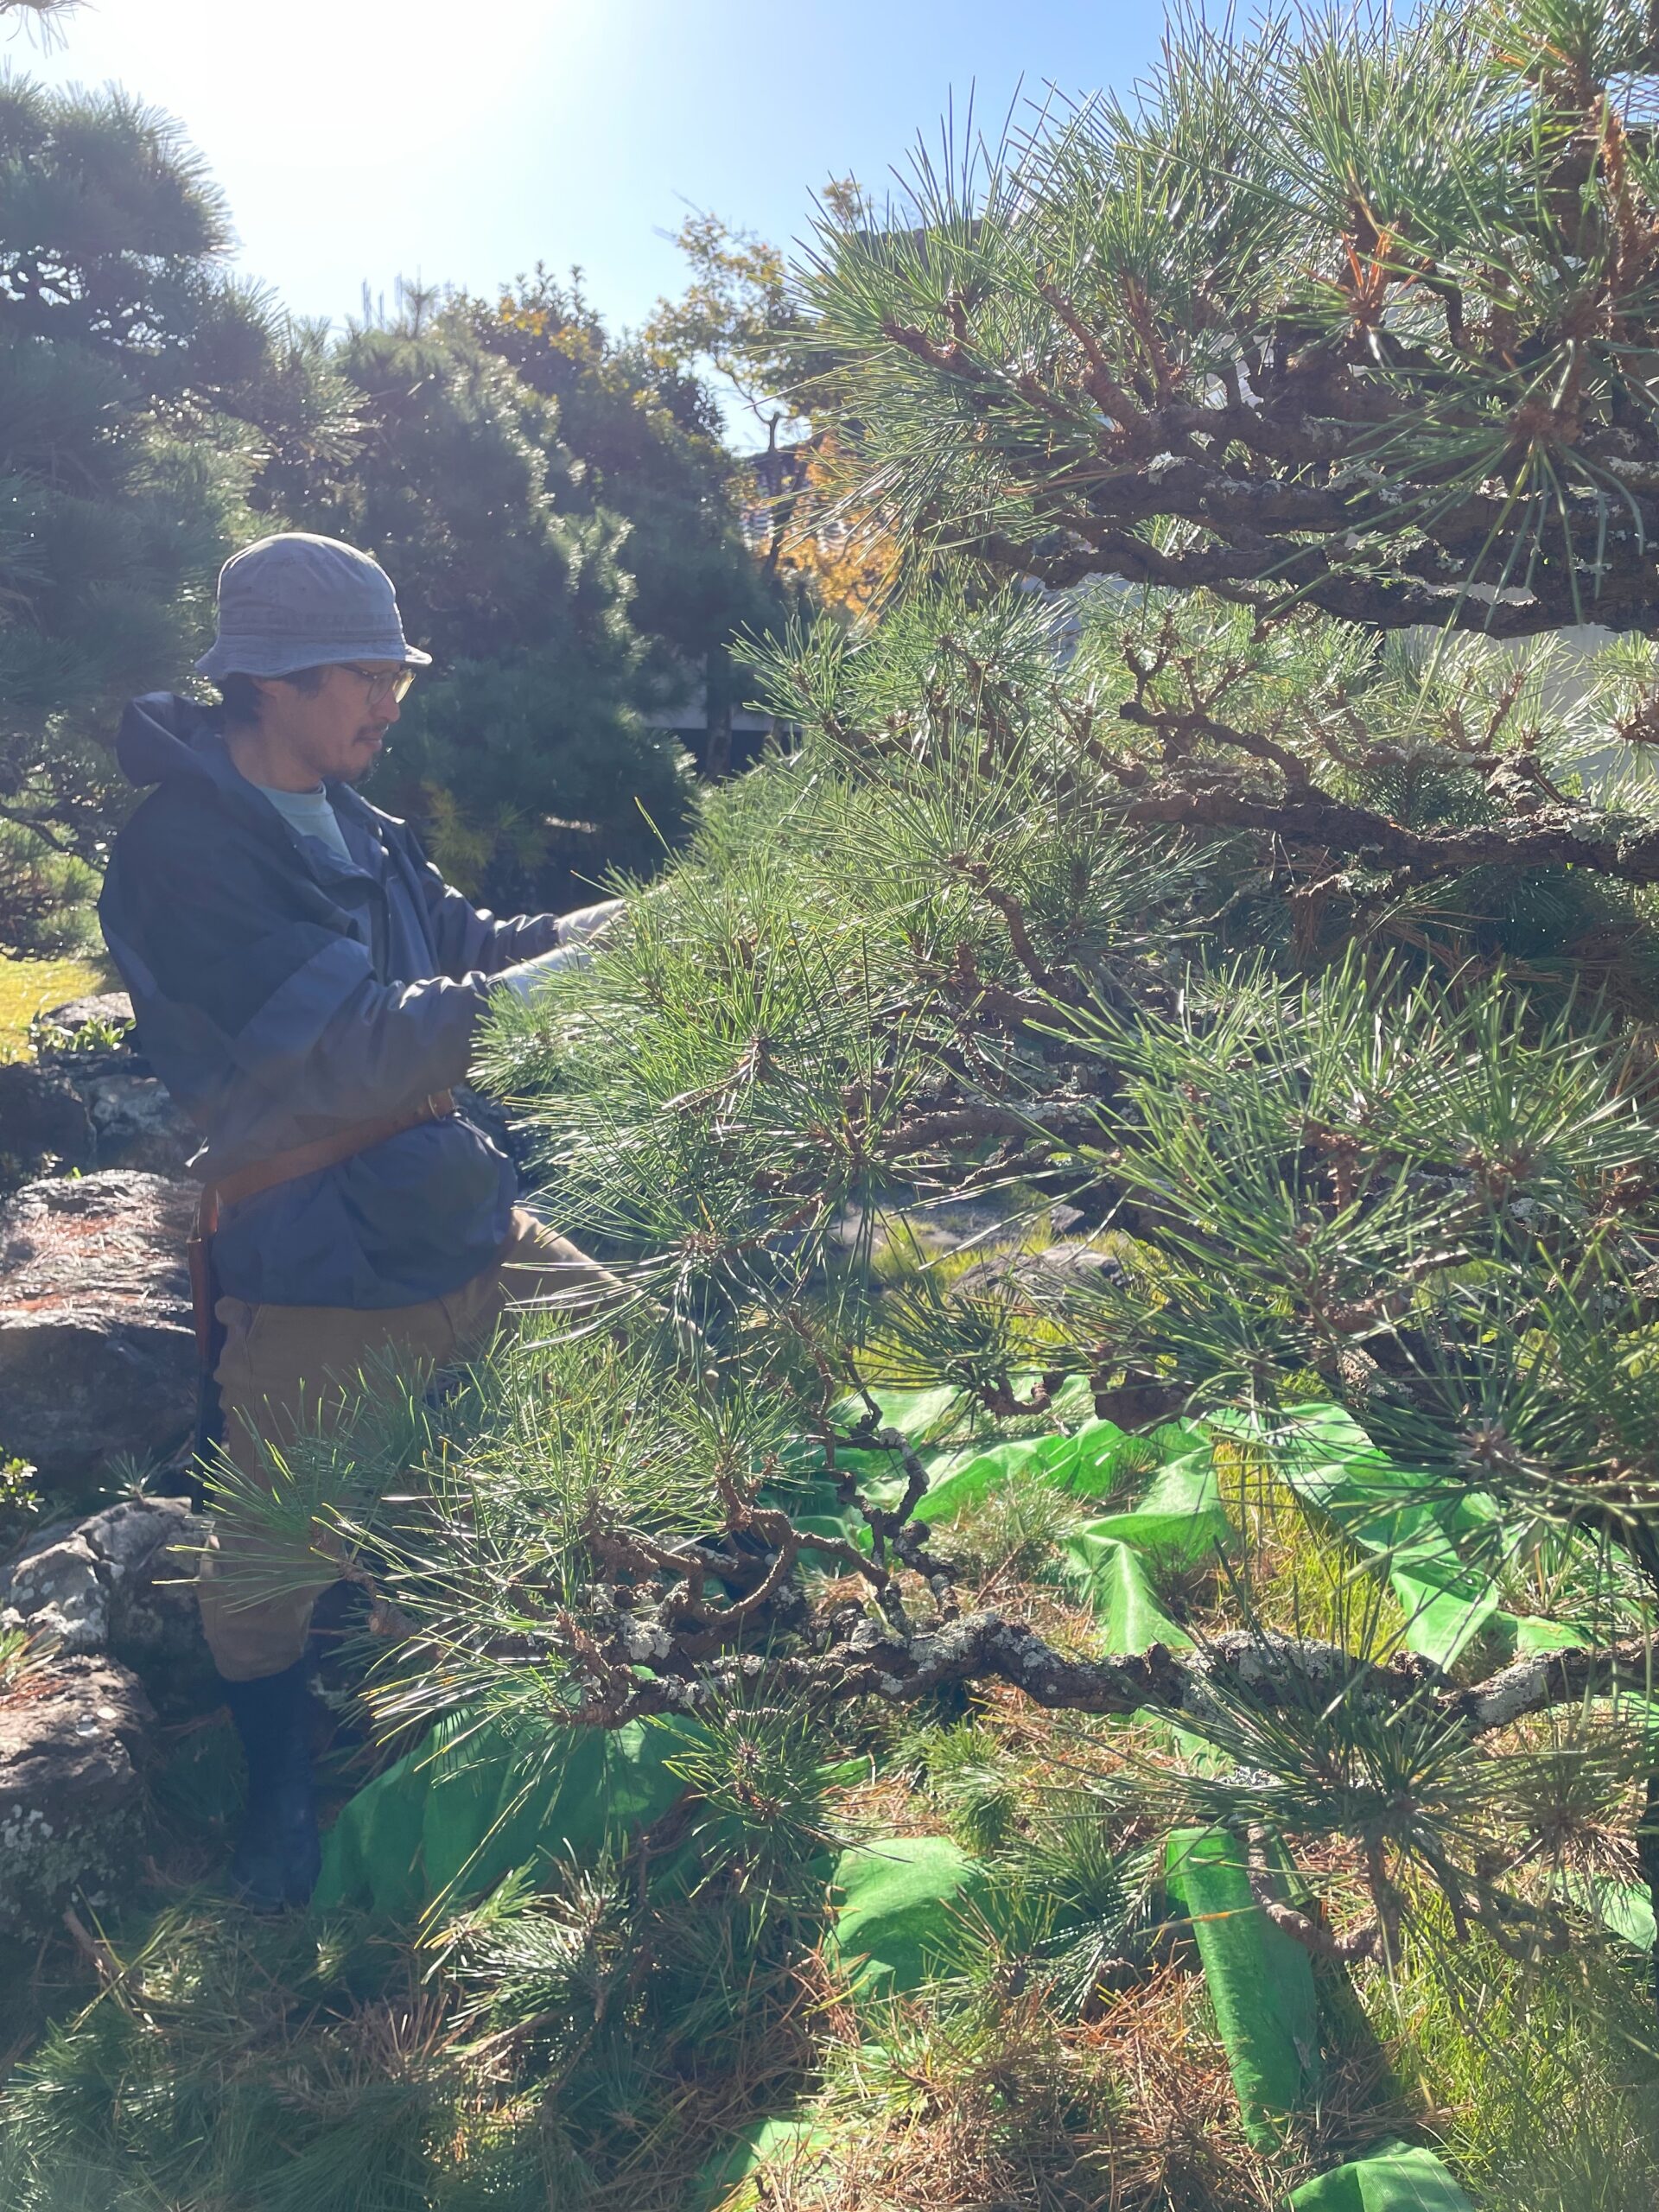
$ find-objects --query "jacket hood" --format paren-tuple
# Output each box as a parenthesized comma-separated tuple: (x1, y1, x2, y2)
(116, 692, 223, 787)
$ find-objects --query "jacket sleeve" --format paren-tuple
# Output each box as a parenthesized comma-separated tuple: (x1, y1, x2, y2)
(410, 844, 563, 979)
(401, 831, 626, 979)
(232, 948, 486, 1121)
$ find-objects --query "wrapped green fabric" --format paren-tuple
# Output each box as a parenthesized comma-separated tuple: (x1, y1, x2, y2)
(1165, 1826, 1320, 2147)
(826, 1834, 991, 1995)
(1287, 2141, 1476, 2209)
(1074, 1433, 1231, 1562)
(1060, 1430, 1231, 1651)
(918, 1416, 1145, 1523)
(830, 1395, 1599, 1675)
(693, 2114, 845, 2210)
(1567, 1872, 1656, 1951)
(314, 1713, 698, 1919)
(1255, 1403, 1590, 1669)
(915, 1434, 1068, 1522)
(796, 1400, 1150, 1549)
(1063, 1535, 1192, 1651)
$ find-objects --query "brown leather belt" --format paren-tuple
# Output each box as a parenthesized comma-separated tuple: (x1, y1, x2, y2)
(188, 1090, 455, 1366)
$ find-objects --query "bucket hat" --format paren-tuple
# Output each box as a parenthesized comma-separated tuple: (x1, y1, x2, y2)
(194, 532, 433, 681)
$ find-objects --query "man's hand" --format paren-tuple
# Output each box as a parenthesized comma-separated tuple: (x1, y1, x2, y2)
(495, 899, 628, 1004)
(556, 899, 626, 949)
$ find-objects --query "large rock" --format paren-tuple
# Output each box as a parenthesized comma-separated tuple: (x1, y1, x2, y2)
(79, 1067, 200, 1176)
(0, 1060, 95, 1180)
(33, 993, 200, 1178)
(2, 1496, 213, 1713)
(0, 1172, 200, 1491)
(39, 991, 135, 1046)
(951, 1239, 1130, 1302)
(0, 1652, 152, 1937)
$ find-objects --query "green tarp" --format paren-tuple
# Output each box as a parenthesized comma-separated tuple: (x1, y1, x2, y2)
(314, 1713, 696, 1918)
(821, 1392, 1230, 1658)
(804, 1389, 1135, 1544)
(1288, 2141, 1476, 2210)
(1567, 1872, 1657, 1952)
(1060, 1427, 1234, 1652)
(310, 1373, 1641, 2193)
(694, 2114, 844, 2210)
(1165, 1826, 1321, 2149)
(1248, 1402, 1592, 1669)
(853, 1384, 1604, 1674)
(825, 1833, 992, 1995)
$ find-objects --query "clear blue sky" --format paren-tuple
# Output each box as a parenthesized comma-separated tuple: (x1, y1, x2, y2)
(20, 1, 1169, 354)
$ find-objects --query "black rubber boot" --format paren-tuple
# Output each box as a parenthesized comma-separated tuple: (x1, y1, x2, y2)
(221, 1661, 321, 1910)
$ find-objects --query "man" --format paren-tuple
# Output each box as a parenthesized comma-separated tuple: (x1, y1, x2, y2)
(99, 531, 623, 1910)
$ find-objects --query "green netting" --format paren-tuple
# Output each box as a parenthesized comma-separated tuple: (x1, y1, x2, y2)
(1287, 2140, 1477, 2210)
(314, 1712, 697, 1918)
(1165, 1826, 1321, 2149)
(824, 1833, 994, 1996)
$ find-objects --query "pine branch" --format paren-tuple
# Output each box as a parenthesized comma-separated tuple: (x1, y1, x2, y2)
(548, 1596, 1659, 1737)
(808, 4, 1659, 639)
(1116, 767, 1659, 893)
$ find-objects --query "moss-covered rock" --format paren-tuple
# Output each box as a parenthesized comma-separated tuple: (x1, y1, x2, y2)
(0, 1653, 151, 1938)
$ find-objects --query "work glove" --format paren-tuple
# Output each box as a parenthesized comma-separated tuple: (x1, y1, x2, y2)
(495, 898, 627, 1003)
(494, 941, 595, 1002)
(556, 897, 626, 946)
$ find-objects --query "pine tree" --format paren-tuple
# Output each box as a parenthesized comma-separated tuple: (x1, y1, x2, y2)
(0, 73, 267, 895)
(16, 6, 1659, 2196)
(202, 572, 1659, 2027)
(0, 72, 356, 943)
(805, 0, 1659, 641)
(468, 264, 796, 752)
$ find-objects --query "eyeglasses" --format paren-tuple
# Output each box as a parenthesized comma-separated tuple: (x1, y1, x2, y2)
(339, 664, 417, 708)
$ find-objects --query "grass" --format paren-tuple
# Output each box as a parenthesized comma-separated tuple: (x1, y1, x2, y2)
(0, 954, 117, 1062)
(1375, 1917, 1659, 2211)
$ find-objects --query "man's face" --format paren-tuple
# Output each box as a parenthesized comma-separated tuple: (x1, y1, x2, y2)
(262, 662, 407, 785)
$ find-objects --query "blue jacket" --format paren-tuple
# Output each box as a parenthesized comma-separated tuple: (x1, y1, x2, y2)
(99, 693, 560, 1309)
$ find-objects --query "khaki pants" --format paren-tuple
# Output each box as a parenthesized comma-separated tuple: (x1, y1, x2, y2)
(198, 1208, 622, 1681)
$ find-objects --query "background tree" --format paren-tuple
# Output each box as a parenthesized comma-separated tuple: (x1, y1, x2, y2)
(266, 285, 694, 906)
(0, 89, 791, 940)
(469, 266, 796, 780)
(645, 207, 805, 441)
(647, 195, 902, 621)
(0, 71, 360, 945)
(0, 73, 262, 909)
